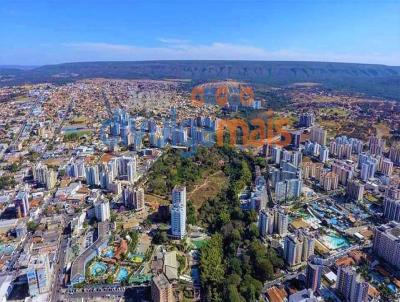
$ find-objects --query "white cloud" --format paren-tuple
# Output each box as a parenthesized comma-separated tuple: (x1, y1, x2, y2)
(56, 41, 400, 65)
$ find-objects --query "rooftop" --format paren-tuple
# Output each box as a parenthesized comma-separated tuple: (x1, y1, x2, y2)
(153, 273, 171, 291)
(70, 222, 109, 284)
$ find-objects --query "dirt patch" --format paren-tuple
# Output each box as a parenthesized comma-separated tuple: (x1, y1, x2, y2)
(188, 170, 229, 211)
(145, 193, 169, 210)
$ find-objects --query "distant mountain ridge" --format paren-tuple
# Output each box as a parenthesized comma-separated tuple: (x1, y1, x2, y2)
(1, 60, 399, 99)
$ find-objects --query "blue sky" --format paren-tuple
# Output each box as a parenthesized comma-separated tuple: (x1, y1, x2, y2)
(0, 0, 399, 66)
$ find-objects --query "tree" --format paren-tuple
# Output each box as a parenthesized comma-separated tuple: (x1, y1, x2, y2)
(239, 274, 263, 302)
(8, 162, 20, 173)
(106, 274, 113, 284)
(152, 230, 168, 244)
(110, 211, 117, 223)
(229, 258, 243, 276)
(227, 285, 246, 302)
(218, 210, 231, 226)
(177, 254, 186, 275)
(187, 200, 196, 225)
(254, 157, 267, 169)
(247, 224, 259, 240)
(27, 221, 38, 232)
(200, 234, 225, 301)
(226, 274, 241, 286)
(255, 259, 274, 281)
(0, 176, 16, 190)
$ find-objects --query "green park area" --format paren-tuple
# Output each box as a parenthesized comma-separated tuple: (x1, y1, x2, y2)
(63, 130, 93, 141)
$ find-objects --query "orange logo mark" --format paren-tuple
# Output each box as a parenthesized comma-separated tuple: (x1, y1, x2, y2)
(191, 84, 255, 107)
(215, 110, 292, 148)
(191, 86, 205, 107)
(239, 85, 254, 107)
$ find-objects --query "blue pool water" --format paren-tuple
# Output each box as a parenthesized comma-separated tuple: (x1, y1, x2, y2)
(388, 283, 397, 293)
(116, 267, 129, 282)
(330, 218, 338, 225)
(322, 233, 350, 250)
(90, 262, 107, 277)
(0, 244, 15, 256)
(103, 248, 114, 258)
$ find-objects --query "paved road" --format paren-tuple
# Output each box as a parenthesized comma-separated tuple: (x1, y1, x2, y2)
(66, 290, 125, 299)
(66, 285, 150, 301)
(6, 234, 31, 272)
(262, 270, 305, 292)
(50, 220, 71, 302)
(11, 95, 43, 145)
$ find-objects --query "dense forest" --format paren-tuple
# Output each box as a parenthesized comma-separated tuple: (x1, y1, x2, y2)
(147, 146, 284, 301)
(145, 146, 223, 196)
(199, 146, 283, 302)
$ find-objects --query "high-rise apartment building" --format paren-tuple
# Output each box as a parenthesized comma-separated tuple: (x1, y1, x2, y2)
(27, 254, 52, 296)
(94, 200, 111, 222)
(151, 274, 174, 302)
(302, 162, 324, 180)
(14, 190, 30, 218)
(383, 198, 400, 222)
(271, 146, 282, 164)
(373, 221, 400, 269)
(310, 126, 327, 146)
(330, 137, 352, 160)
(389, 145, 400, 166)
(258, 209, 275, 237)
(66, 160, 86, 179)
(127, 159, 137, 184)
(332, 160, 354, 186)
(122, 186, 145, 210)
(306, 260, 323, 292)
(284, 231, 315, 266)
(134, 187, 145, 211)
(33, 163, 57, 190)
(86, 165, 101, 187)
(171, 186, 186, 239)
(258, 206, 288, 237)
(385, 187, 400, 200)
(378, 157, 393, 176)
(275, 178, 302, 202)
(346, 180, 365, 202)
(368, 136, 385, 156)
(336, 266, 368, 302)
(319, 172, 339, 191)
(319, 146, 329, 163)
(299, 113, 315, 128)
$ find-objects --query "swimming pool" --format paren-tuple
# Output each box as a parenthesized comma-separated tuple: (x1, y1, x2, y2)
(116, 267, 129, 282)
(102, 248, 114, 258)
(0, 244, 15, 256)
(90, 262, 108, 277)
(321, 233, 350, 250)
(388, 283, 397, 293)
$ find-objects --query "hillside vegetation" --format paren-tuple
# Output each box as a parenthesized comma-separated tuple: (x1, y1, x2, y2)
(1, 60, 400, 99)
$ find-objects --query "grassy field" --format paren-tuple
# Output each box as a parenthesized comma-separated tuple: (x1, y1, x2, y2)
(374, 122, 391, 139)
(317, 119, 341, 138)
(145, 167, 228, 214)
(70, 115, 87, 124)
(188, 170, 229, 212)
(145, 193, 169, 209)
(63, 130, 93, 141)
(319, 107, 349, 118)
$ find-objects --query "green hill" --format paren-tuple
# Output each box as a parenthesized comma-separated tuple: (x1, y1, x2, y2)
(1, 60, 399, 99)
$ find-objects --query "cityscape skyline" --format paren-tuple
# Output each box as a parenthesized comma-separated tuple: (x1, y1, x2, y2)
(1, 2, 400, 301)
